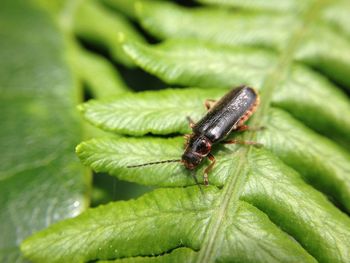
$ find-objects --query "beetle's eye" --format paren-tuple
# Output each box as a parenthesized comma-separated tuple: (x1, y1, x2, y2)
(196, 139, 211, 155)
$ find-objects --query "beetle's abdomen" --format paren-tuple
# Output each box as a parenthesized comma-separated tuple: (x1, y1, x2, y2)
(193, 86, 258, 142)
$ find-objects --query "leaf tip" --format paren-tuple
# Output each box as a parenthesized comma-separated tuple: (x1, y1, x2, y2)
(76, 103, 86, 113)
(75, 142, 85, 156)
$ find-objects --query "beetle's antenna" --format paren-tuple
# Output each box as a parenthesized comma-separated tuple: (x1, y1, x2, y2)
(191, 171, 204, 196)
(127, 159, 181, 168)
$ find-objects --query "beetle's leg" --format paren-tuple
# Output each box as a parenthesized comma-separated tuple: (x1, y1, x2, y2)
(203, 153, 216, 186)
(235, 125, 265, 132)
(204, 99, 217, 111)
(235, 125, 249, 132)
(183, 134, 191, 147)
(222, 139, 263, 148)
(186, 116, 196, 129)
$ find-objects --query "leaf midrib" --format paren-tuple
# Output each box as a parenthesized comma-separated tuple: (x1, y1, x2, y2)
(46, 206, 216, 251)
(98, 106, 203, 113)
(195, 1, 328, 262)
(87, 207, 215, 230)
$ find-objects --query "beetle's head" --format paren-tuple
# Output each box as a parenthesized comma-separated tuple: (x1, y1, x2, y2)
(182, 135, 211, 169)
(182, 151, 202, 169)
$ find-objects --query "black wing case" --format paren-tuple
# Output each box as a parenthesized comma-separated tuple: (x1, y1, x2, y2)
(193, 86, 258, 142)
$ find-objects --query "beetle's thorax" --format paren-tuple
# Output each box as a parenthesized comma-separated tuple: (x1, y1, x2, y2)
(182, 135, 212, 170)
(193, 86, 258, 142)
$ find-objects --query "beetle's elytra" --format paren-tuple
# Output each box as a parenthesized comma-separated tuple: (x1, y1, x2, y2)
(128, 85, 261, 185)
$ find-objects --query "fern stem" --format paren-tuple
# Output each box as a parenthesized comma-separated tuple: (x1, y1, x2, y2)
(195, 1, 329, 262)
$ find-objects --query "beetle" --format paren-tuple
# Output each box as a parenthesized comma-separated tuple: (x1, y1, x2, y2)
(127, 85, 261, 185)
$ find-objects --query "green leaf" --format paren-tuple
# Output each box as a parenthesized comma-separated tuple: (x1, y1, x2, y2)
(102, 0, 140, 19)
(196, 0, 310, 12)
(21, 186, 319, 263)
(24, 91, 350, 262)
(0, 1, 89, 262)
(76, 94, 350, 210)
(118, 0, 350, 88)
(78, 88, 216, 135)
(73, 0, 145, 66)
(197, 0, 350, 40)
(21, 0, 350, 263)
(68, 42, 129, 99)
(98, 247, 197, 263)
(22, 147, 350, 262)
(257, 108, 350, 210)
(122, 40, 350, 147)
